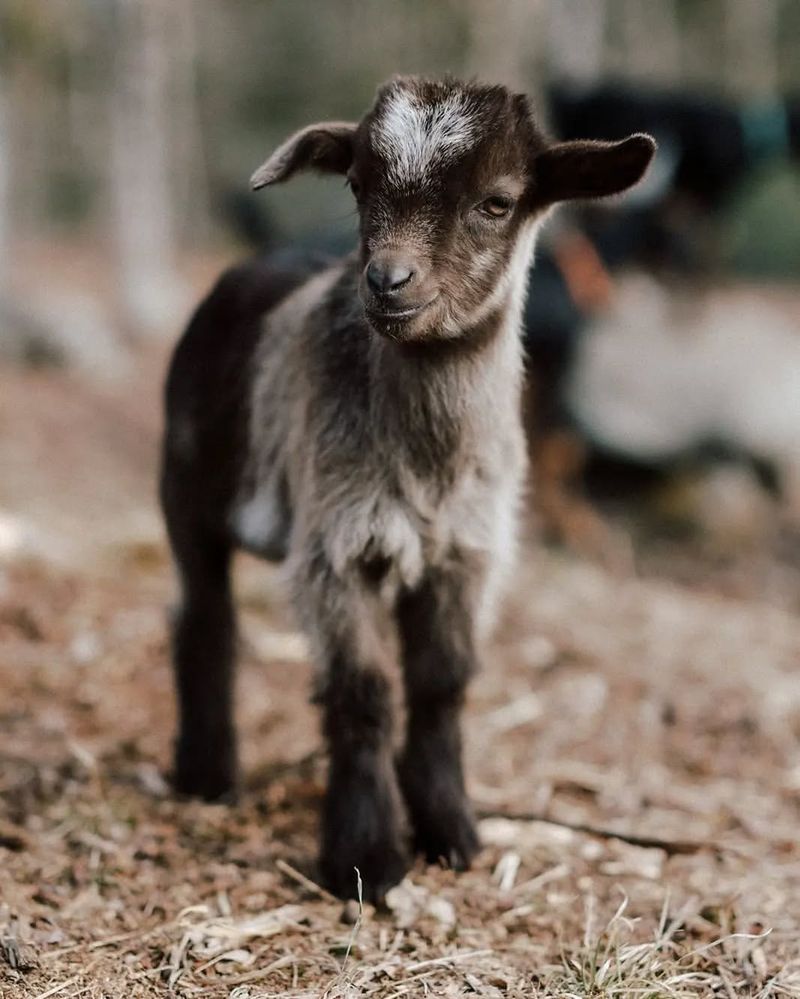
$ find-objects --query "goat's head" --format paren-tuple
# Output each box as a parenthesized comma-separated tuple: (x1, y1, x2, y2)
(252, 76, 655, 343)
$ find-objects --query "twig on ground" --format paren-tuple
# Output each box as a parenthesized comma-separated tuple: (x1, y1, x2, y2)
(404, 949, 494, 974)
(41, 922, 175, 960)
(720, 969, 739, 999)
(32, 961, 99, 999)
(195, 954, 297, 993)
(340, 868, 363, 973)
(275, 858, 338, 903)
(478, 808, 713, 856)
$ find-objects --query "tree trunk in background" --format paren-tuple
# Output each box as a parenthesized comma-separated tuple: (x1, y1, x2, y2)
(109, 0, 183, 334)
(545, 0, 607, 84)
(466, 0, 539, 95)
(725, 0, 779, 99)
(616, 0, 679, 85)
(170, 0, 211, 248)
(680, 0, 727, 93)
(0, 83, 9, 295)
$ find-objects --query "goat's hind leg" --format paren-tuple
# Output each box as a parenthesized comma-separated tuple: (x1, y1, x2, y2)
(396, 561, 480, 869)
(167, 520, 238, 802)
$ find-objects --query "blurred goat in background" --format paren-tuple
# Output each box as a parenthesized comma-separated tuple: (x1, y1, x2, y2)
(523, 81, 800, 558)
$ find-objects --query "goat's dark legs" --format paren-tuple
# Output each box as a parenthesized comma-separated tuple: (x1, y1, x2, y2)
(299, 564, 408, 902)
(169, 530, 237, 801)
(396, 564, 480, 869)
(320, 660, 407, 902)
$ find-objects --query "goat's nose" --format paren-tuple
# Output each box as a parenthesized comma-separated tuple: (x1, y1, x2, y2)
(366, 257, 415, 294)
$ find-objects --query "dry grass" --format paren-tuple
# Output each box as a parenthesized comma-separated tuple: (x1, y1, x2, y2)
(2, 334, 800, 997)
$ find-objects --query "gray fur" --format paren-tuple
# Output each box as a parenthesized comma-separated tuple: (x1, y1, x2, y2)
(233, 239, 532, 646)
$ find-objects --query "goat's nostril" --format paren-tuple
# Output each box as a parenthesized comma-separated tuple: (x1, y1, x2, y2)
(366, 259, 415, 294)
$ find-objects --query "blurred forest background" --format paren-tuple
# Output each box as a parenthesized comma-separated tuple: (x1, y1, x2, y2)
(5, 4, 800, 995)
(2, 0, 800, 337)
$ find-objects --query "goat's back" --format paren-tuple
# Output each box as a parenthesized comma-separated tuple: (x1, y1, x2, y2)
(160, 250, 332, 538)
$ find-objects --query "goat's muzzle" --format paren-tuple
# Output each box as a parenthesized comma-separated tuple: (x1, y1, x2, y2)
(360, 249, 438, 338)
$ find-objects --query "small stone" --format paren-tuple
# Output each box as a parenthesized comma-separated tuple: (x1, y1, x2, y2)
(341, 898, 361, 925)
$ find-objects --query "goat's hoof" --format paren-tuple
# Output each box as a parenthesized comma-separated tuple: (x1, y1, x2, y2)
(321, 837, 409, 905)
(412, 801, 480, 870)
(173, 742, 238, 803)
(173, 768, 239, 803)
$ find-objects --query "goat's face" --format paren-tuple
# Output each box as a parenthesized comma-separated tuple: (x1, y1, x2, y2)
(252, 77, 656, 343)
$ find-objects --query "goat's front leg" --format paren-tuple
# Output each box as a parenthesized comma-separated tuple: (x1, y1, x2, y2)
(299, 560, 408, 903)
(396, 560, 480, 869)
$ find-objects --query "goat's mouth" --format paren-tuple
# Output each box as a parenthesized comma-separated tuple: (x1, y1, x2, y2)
(364, 296, 439, 332)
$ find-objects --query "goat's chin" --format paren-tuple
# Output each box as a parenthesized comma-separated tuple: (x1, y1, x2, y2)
(367, 316, 426, 342)
(363, 297, 445, 343)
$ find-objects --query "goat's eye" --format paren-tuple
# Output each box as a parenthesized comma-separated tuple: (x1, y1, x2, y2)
(476, 196, 513, 219)
(347, 176, 362, 199)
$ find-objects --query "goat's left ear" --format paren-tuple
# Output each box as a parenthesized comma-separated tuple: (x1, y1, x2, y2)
(250, 121, 358, 189)
(534, 133, 656, 203)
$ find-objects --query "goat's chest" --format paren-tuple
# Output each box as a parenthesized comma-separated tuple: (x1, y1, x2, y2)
(428, 456, 515, 555)
(324, 430, 525, 593)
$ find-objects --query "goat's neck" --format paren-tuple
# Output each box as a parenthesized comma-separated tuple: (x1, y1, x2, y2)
(372, 224, 537, 447)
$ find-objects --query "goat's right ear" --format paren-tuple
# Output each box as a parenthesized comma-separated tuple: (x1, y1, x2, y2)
(250, 121, 358, 189)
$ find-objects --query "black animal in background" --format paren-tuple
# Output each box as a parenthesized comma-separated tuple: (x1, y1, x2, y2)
(549, 79, 800, 210)
(525, 80, 800, 549)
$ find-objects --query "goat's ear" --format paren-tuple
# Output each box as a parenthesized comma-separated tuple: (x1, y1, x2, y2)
(534, 133, 656, 203)
(250, 121, 357, 189)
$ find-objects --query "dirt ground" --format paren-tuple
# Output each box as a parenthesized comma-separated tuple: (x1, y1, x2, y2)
(2, 317, 800, 997)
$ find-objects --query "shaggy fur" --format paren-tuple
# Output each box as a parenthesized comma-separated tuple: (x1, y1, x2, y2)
(160, 75, 654, 902)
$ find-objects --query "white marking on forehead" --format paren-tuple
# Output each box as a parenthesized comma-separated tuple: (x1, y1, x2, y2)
(373, 89, 477, 186)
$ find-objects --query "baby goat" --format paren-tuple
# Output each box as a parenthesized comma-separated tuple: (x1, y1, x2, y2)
(160, 76, 654, 902)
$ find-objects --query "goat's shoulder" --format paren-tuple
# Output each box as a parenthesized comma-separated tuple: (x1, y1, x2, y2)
(197, 251, 327, 341)
(166, 253, 325, 410)
(258, 261, 375, 459)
